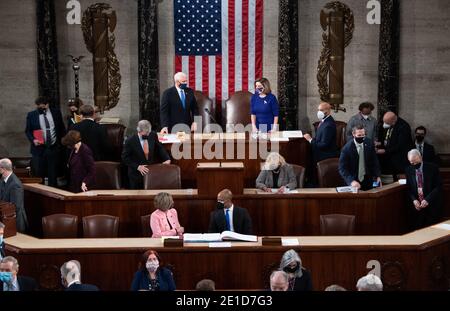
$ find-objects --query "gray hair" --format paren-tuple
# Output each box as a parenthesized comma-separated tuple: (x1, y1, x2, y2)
(1, 256, 19, 272)
(154, 192, 174, 212)
(279, 249, 303, 278)
(408, 149, 422, 159)
(325, 284, 347, 291)
(60, 260, 81, 284)
(137, 120, 152, 134)
(351, 124, 365, 134)
(356, 274, 383, 291)
(270, 270, 289, 283)
(0, 221, 5, 229)
(0, 158, 13, 172)
(174, 72, 187, 83)
(195, 279, 215, 291)
(264, 152, 287, 170)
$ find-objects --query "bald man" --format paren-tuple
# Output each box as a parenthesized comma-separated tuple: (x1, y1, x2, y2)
(376, 111, 413, 175)
(270, 271, 289, 291)
(304, 102, 339, 163)
(0, 159, 27, 233)
(208, 189, 252, 235)
(405, 149, 442, 230)
(160, 72, 200, 134)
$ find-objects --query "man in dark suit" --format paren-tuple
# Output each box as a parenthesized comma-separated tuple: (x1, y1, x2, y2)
(0, 159, 28, 233)
(122, 120, 171, 189)
(414, 126, 437, 164)
(303, 102, 339, 163)
(339, 125, 382, 191)
(0, 222, 5, 260)
(72, 104, 110, 161)
(376, 112, 414, 176)
(208, 189, 252, 235)
(160, 72, 200, 134)
(60, 260, 99, 291)
(25, 97, 66, 187)
(0, 256, 38, 291)
(405, 149, 443, 230)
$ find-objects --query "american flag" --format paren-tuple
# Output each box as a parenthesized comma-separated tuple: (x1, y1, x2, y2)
(174, 0, 264, 118)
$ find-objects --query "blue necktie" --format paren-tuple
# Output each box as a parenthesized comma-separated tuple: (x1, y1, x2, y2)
(180, 90, 186, 110)
(225, 209, 231, 231)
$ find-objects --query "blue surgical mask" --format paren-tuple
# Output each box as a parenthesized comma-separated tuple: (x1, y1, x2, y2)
(0, 271, 13, 283)
(179, 83, 188, 90)
(0, 235, 3, 245)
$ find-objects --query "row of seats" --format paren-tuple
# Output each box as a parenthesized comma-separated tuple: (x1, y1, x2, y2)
(42, 213, 356, 238)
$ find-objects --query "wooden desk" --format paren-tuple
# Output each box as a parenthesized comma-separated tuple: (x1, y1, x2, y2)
(5, 221, 449, 291)
(161, 134, 310, 188)
(24, 183, 410, 237)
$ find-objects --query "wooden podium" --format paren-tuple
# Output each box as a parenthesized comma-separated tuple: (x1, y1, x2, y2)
(0, 201, 17, 238)
(196, 162, 244, 195)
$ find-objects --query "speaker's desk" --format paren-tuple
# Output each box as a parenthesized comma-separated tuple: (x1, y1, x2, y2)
(5, 221, 450, 291)
(24, 183, 409, 237)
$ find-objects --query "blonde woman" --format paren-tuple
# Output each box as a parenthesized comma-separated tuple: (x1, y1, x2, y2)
(256, 152, 297, 193)
(150, 192, 184, 238)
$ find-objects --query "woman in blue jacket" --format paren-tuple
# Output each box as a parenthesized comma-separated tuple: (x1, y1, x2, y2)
(251, 78, 279, 133)
(131, 250, 176, 291)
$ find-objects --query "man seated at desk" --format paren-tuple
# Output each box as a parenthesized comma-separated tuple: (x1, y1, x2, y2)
(122, 120, 171, 189)
(208, 189, 252, 235)
(256, 152, 297, 193)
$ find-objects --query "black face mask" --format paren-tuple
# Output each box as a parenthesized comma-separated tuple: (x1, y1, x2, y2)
(415, 135, 425, 143)
(216, 201, 225, 209)
(37, 108, 47, 114)
(141, 135, 149, 140)
(283, 264, 299, 274)
(413, 163, 422, 170)
(355, 137, 365, 144)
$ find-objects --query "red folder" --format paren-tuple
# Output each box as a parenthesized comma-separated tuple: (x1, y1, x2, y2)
(33, 130, 45, 144)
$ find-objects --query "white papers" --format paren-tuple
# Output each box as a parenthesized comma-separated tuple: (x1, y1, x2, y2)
(159, 134, 181, 144)
(398, 179, 407, 185)
(209, 242, 232, 248)
(432, 223, 450, 231)
(336, 186, 358, 193)
(282, 238, 300, 246)
(220, 231, 257, 242)
(282, 131, 303, 138)
(270, 137, 289, 142)
(268, 188, 298, 194)
(183, 231, 257, 242)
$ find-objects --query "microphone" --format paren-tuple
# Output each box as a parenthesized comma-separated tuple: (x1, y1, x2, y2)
(204, 107, 218, 125)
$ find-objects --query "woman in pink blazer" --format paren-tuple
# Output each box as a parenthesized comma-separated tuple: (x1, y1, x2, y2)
(150, 192, 184, 238)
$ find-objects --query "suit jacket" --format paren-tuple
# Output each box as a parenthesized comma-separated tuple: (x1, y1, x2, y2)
(131, 267, 176, 291)
(378, 117, 413, 174)
(160, 86, 199, 132)
(405, 162, 443, 222)
(66, 283, 99, 291)
(25, 108, 66, 156)
(72, 119, 110, 161)
(67, 143, 96, 193)
(0, 276, 38, 291)
(419, 142, 437, 164)
(122, 132, 171, 187)
(256, 164, 297, 190)
(339, 138, 381, 186)
(0, 174, 27, 233)
(208, 205, 252, 235)
(311, 116, 339, 162)
(0, 242, 5, 258)
(150, 208, 182, 238)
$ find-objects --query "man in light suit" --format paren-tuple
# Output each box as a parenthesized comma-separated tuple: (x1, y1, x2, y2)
(0, 159, 27, 233)
(25, 97, 66, 187)
(405, 149, 443, 230)
(60, 260, 99, 291)
(160, 72, 200, 134)
(208, 189, 252, 235)
(339, 125, 382, 191)
(0, 256, 38, 291)
(122, 120, 171, 189)
(304, 102, 339, 163)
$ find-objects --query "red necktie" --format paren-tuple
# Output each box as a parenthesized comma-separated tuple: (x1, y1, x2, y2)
(417, 170, 424, 202)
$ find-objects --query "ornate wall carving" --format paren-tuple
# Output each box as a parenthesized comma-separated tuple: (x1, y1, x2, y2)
(36, 0, 60, 108)
(138, 0, 161, 128)
(278, 0, 299, 130)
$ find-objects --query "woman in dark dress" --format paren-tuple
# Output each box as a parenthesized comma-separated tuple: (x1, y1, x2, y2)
(131, 250, 176, 291)
(250, 78, 280, 133)
(279, 249, 313, 291)
(61, 130, 95, 193)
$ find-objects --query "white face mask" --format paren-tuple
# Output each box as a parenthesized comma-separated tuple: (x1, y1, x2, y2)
(383, 123, 391, 129)
(362, 114, 370, 120)
(146, 261, 159, 272)
(317, 111, 325, 121)
(0, 235, 3, 245)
